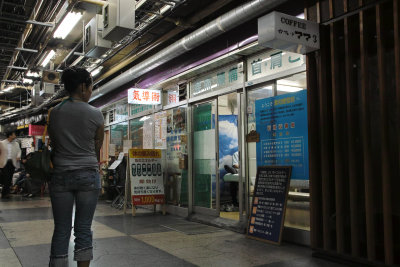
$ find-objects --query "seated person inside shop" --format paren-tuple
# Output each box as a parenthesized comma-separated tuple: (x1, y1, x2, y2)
(231, 151, 239, 207)
(223, 151, 239, 209)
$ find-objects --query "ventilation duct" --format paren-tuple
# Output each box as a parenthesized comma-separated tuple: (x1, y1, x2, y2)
(90, 0, 287, 102)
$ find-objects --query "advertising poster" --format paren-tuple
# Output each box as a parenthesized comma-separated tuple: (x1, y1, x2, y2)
(255, 89, 308, 180)
(129, 149, 164, 205)
(247, 166, 291, 244)
(155, 111, 167, 149)
(218, 115, 238, 198)
(143, 119, 153, 149)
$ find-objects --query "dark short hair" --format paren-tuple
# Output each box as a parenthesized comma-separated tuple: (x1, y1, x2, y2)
(61, 66, 92, 94)
(6, 131, 15, 138)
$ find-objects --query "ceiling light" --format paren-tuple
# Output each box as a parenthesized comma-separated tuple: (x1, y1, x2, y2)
(277, 84, 303, 93)
(53, 11, 83, 39)
(26, 71, 40, 77)
(41, 50, 56, 67)
(91, 67, 103, 77)
(23, 78, 33, 84)
(4, 86, 15, 92)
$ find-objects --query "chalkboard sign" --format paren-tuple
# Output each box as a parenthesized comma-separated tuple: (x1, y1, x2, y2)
(247, 166, 292, 245)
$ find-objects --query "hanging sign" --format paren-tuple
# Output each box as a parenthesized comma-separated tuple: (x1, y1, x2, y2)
(246, 130, 260, 143)
(247, 166, 292, 245)
(258, 11, 320, 54)
(28, 125, 46, 136)
(129, 149, 164, 205)
(167, 91, 179, 105)
(128, 88, 161, 105)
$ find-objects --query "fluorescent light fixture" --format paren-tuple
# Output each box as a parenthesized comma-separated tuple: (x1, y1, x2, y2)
(139, 116, 150, 121)
(23, 78, 33, 84)
(26, 71, 39, 77)
(7, 66, 28, 70)
(41, 50, 56, 67)
(91, 67, 103, 77)
(53, 11, 83, 39)
(277, 84, 303, 93)
(4, 86, 15, 92)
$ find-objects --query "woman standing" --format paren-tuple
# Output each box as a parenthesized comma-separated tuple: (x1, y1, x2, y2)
(48, 67, 104, 267)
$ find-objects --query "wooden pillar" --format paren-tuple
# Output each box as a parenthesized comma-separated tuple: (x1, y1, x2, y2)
(376, 4, 394, 265)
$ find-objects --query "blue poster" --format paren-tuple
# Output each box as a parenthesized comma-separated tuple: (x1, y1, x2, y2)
(255, 90, 309, 180)
(217, 115, 238, 198)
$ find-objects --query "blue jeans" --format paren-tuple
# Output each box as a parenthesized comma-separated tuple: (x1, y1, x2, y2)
(49, 168, 100, 267)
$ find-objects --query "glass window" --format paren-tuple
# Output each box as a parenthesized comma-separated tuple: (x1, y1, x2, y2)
(246, 71, 310, 231)
(129, 115, 154, 149)
(165, 107, 188, 207)
(110, 122, 128, 156)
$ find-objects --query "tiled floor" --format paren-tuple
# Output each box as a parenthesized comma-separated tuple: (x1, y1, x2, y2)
(0, 195, 345, 267)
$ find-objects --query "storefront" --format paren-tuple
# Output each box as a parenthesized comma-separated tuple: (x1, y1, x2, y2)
(100, 40, 310, 244)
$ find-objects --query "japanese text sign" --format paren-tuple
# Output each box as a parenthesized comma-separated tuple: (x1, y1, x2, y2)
(167, 91, 179, 105)
(129, 149, 164, 205)
(128, 88, 161, 105)
(247, 166, 292, 245)
(255, 90, 309, 180)
(28, 124, 46, 136)
(258, 11, 320, 54)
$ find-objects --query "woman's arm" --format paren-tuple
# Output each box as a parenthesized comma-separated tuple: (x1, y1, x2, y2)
(94, 124, 104, 162)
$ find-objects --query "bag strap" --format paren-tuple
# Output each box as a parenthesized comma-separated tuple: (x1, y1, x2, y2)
(42, 108, 52, 148)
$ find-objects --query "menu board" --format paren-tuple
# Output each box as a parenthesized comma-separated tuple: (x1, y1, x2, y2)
(247, 166, 291, 245)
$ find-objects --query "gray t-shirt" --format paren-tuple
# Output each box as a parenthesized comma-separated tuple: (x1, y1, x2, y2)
(48, 100, 104, 171)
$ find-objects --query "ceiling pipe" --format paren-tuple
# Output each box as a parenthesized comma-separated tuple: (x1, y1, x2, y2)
(90, 0, 286, 102)
(95, 0, 235, 84)
(76, 0, 107, 6)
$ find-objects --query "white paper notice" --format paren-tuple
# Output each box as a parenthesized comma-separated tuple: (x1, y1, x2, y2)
(109, 144, 116, 157)
(123, 139, 131, 148)
(155, 111, 167, 149)
(143, 119, 153, 149)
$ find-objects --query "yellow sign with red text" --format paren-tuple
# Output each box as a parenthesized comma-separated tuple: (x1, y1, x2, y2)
(129, 149, 164, 205)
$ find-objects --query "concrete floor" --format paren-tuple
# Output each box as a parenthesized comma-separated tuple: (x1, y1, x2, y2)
(0, 195, 346, 267)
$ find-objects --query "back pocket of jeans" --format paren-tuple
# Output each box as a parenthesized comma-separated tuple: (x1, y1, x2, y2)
(76, 171, 100, 191)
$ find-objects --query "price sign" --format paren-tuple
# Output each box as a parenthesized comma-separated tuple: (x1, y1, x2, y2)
(129, 149, 164, 205)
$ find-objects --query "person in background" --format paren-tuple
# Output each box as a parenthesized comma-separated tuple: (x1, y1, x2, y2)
(0, 131, 21, 199)
(48, 66, 104, 267)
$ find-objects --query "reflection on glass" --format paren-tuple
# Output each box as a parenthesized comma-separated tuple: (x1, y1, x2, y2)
(110, 122, 128, 155)
(193, 101, 216, 209)
(277, 72, 307, 95)
(165, 107, 188, 207)
(247, 86, 273, 200)
(217, 93, 240, 220)
(129, 118, 144, 149)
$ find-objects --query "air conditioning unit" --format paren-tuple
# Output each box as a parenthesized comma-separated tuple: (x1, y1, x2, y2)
(40, 83, 55, 97)
(102, 0, 135, 41)
(84, 14, 112, 58)
(42, 70, 60, 84)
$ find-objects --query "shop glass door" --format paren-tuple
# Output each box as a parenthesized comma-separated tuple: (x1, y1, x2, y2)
(217, 92, 241, 221)
(193, 100, 217, 212)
